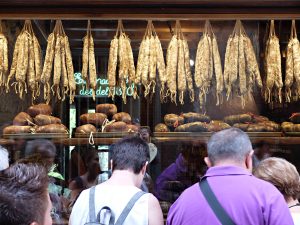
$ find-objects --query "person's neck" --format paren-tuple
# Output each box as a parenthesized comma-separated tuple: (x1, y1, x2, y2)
(213, 161, 246, 169)
(105, 170, 142, 187)
(86, 171, 98, 182)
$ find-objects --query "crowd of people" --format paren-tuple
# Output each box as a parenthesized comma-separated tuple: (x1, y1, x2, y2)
(0, 127, 299, 225)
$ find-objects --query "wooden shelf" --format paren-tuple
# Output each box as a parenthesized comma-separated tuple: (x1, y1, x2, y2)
(53, 138, 122, 145)
(0, 0, 299, 19)
(152, 136, 300, 146)
(50, 136, 300, 146)
(2, 136, 300, 146)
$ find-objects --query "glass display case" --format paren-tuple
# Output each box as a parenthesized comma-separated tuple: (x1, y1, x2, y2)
(0, 0, 299, 223)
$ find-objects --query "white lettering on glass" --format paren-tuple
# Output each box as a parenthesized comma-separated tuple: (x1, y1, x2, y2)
(74, 72, 134, 97)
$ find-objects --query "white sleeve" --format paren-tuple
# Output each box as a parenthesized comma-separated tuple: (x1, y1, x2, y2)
(69, 189, 90, 225)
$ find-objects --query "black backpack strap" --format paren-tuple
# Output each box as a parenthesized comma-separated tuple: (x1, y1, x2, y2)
(199, 178, 236, 225)
(89, 186, 97, 222)
(114, 191, 146, 225)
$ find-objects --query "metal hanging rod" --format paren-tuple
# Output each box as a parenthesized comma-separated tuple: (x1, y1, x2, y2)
(0, 14, 300, 20)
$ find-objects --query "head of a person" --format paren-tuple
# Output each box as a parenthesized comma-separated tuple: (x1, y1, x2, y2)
(82, 147, 100, 174)
(205, 128, 253, 170)
(111, 136, 150, 175)
(0, 163, 52, 225)
(254, 157, 300, 201)
(0, 146, 9, 171)
(23, 139, 56, 171)
(182, 144, 207, 179)
(138, 127, 151, 143)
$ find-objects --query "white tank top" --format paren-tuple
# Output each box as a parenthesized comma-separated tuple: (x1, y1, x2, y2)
(69, 184, 150, 225)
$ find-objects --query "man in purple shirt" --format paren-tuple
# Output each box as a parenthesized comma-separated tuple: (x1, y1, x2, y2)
(155, 145, 206, 203)
(167, 128, 294, 225)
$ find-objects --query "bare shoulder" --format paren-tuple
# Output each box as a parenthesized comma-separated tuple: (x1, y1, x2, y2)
(147, 193, 160, 206)
(147, 193, 164, 225)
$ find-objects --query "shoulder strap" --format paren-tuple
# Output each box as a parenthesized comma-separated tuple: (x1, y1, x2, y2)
(89, 186, 97, 222)
(96, 206, 115, 225)
(114, 191, 146, 225)
(199, 178, 236, 225)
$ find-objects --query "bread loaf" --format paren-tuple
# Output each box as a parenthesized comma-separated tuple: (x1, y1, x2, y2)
(3, 125, 32, 134)
(293, 124, 300, 132)
(247, 124, 275, 132)
(207, 121, 230, 132)
(282, 122, 300, 132)
(154, 123, 170, 132)
(104, 121, 128, 132)
(224, 114, 252, 125)
(27, 104, 52, 117)
(182, 112, 210, 123)
(112, 112, 132, 124)
(34, 114, 61, 126)
(281, 122, 294, 132)
(80, 113, 107, 126)
(175, 122, 208, 132)
(13, 112, 33, 126)
(252, 115, 269, 123)
(96, 104, 117, 117)
(127, 124, 139, 133)
(76, 124, 97, 133)
(233, 123, 249, 131)
(164, 114, 184, 127)
(35, 124, 68, 133)
(257, 121, 281, 131)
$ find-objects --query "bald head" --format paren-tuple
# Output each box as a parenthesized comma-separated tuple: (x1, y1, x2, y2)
(207, 128, 252, 166)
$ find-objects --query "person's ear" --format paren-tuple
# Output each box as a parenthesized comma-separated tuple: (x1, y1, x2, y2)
(245, 150, 254, 172)
(141, 161, 148, 175)
(110, 159, 113, 171)
(30, 222, 39, 225)
(204, 157, 212, 168)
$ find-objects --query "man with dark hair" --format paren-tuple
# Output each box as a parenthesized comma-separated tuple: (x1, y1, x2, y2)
(167, 128, 293, 225)
(0, 163, 52, 225)
(70, 136, 163, 225)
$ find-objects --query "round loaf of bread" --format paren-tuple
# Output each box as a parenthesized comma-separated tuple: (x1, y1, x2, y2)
(27, 104, 52, 117)
(13, 112, 33, 126)
(96, 104, 117, 117)
(154, 123, 170, 132)
(164, 114, 184, 127)
(104, 121, 128, 132)
(35, 124, 68, 133)
(80, 113, 107, 126)
(76, 124, 97, 133)
(112, 112, 132, 124)
(34, 115, 61, 126)
(3, 125, 32, 134)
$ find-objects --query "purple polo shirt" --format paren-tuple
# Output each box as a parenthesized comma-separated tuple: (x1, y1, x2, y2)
(155, 154, 196, 202)
(167, 166, 294, 225)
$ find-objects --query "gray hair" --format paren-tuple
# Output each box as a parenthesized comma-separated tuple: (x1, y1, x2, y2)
(207, 128, 252, 165)
(0, 146, 9, 171)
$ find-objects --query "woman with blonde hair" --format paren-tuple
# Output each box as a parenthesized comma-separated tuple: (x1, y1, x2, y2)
(254, 157, 300, 224)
